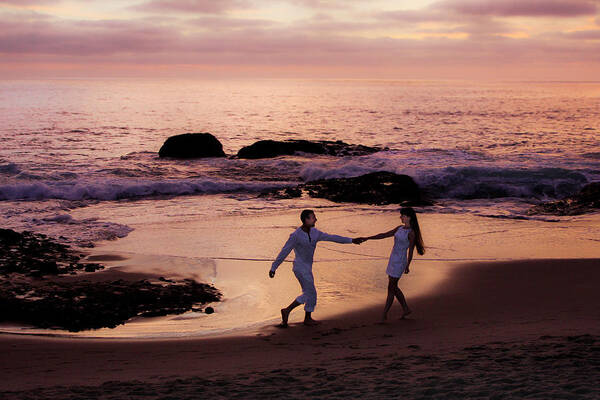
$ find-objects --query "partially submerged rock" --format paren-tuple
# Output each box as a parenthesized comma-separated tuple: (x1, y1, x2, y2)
(0, 276, 221, 331)
(158, 133, 226, 158)
(0, 228, 102, 277)
(260, 172, 432, 206)
(258, 186, 302, 200)
(303, 172, 429, 205)
(0, 229, 222, 331)
(528, 182, 600, 216)
(237, 139, 382, 159)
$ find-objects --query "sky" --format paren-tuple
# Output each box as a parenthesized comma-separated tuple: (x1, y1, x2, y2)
(1, 0, 599, 79)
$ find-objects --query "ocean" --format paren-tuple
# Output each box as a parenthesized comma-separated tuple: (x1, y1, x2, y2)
(1, 79, 598, 245)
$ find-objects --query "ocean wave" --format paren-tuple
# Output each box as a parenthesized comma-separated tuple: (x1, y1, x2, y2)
(0, 178, 290, 201)
(300, 163, 383, 181)
(28, 214, 133, 247)
(301, 163, 589, 200)
(417, 166, 589, 200)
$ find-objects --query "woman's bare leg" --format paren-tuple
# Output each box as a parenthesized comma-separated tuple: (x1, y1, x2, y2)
(394, 287, 411, 318)
(382, 277, 399, 321)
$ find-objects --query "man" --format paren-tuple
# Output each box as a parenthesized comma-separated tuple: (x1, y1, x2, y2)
(269, 209, 363, 327)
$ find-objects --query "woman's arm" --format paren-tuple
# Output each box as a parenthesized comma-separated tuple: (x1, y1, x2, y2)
(405, 231, 416, 273)
(364, 226, 399, 241)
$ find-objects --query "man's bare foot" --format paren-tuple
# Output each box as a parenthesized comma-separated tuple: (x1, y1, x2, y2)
(400, 308, 412, 319)
(303, 318, 321, 326)
(280, 308, 290, 327)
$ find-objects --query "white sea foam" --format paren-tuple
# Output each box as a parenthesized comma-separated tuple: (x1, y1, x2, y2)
(301, 162, 591, 200)
(0, 205, 134, 247)
(0, 178, 290, 201)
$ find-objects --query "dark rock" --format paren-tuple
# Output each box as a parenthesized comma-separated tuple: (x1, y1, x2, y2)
(258, 186, 302, 200)
(83, 263, 102, 272)
(0, 228, 224, 331)
(0, 277, 222, 331)
(237, 139, 382, 159)
(301, 172, 431, 206)
(528, 182, 600, 216)
(258, 172, 433, 205)
(0, 228, 21, 245)
(0, 228, 102, 277)
(204, 306, 215, 314)
(158, 133, 226, 159)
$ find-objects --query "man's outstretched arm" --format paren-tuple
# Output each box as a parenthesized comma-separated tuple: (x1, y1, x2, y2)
(270, 233, 296, 277)
(317, 230, 355, 244)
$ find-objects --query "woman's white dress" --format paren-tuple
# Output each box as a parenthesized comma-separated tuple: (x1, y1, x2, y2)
(386, 227, 411, 278)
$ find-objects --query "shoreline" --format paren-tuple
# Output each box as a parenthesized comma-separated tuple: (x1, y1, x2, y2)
(1, 257, 598, 396)
(2, 208, 599, 339)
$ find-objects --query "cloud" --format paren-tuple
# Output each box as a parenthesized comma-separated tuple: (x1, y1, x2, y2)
(1, 2, 600, 79)
(2, 13, 596, 66)
(435, 0, 597, 17)
(186, 16, 276, 30)
(131, 0, 251, 14)
(564, 29, 600, 39)
(0, 0, 60, 4)
(287, 0, 352, 9)
(0, 14, 181, 55)
(375, 8, 516, 37)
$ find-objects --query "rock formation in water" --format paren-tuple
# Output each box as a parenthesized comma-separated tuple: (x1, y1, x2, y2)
(0, 228, 221, 331)
(237, 139, 382, 159)
(0, 228, 103, 277)
(158, 133, 226, 158)
(261, 171, 432, 206)
(528, 182, 600, 216)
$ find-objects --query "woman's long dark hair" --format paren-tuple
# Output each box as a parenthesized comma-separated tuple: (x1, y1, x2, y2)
(401, 207, 425, 255)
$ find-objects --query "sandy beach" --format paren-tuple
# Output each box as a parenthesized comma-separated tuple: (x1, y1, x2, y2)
(2, 2, 600, 395)
(1, 209, 599, 399)
(0, 76, 599, 399)
(1, 253, 598, 398)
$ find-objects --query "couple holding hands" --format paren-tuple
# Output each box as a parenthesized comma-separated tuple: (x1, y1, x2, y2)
(269, 208, 425, 327)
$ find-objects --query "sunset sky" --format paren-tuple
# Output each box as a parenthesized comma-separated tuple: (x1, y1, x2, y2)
(1, 0, 599, 79)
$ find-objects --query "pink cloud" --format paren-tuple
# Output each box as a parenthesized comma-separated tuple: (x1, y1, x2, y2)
(435, 0, 597, 17)
(565, 29, 600, 39)
(1, 4, 600, 79)
(186, 16, 276, 30)
(132, 0, 250, 14)
(4, 17, 597, 66)
(0, 0, 59, 3)
(0, 15, 181, 55)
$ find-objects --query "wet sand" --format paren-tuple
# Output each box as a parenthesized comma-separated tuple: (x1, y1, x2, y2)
(1, 258, 598, 398)
(4, 207, 596, 339)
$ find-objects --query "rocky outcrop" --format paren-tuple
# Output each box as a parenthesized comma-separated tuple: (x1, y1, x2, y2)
(0, 228, 103, 277)
(0, 276, 221, 331)
(158, 133, 226, 158)
(260, 172, 432, 206)
(303, 172, 429, 205)
(528, 182, 600, 216)
(0, 228, 222, 331)
(237, 140, 382, 159)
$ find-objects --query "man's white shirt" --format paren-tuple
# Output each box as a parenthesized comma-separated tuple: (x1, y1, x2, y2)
(271, 227, 353, 273)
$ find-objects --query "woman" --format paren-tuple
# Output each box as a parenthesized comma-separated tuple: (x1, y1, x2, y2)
(360, 207, 425, 321)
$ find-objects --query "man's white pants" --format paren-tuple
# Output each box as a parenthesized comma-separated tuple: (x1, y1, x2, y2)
(293, 268, 317, 312)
